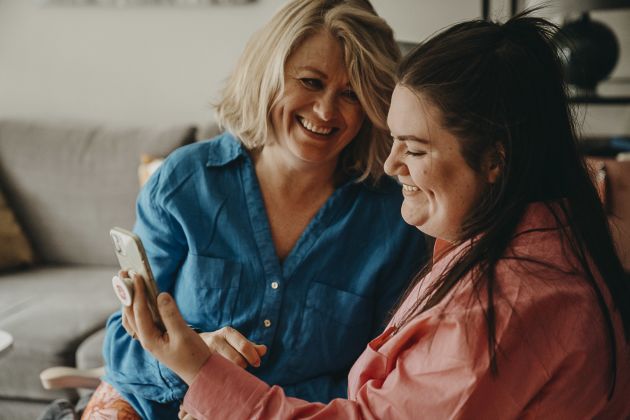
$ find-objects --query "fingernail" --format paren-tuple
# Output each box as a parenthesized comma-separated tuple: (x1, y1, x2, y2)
(158, 294, 171, 306)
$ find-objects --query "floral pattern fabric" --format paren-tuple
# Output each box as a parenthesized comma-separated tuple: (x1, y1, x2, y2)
(81, 381, 141, 420)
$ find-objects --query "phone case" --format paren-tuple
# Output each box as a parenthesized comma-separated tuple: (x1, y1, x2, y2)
(110, 227, 164, 330)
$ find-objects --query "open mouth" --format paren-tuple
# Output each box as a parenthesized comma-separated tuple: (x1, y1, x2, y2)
(402, 183, 420, 192)
(297, 116, 337, 136)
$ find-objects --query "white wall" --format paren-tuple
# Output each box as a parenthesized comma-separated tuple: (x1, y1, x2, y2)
(0, 0, 282, 126)
(0, 0, 628, 136)
(0, 0, 480, 127)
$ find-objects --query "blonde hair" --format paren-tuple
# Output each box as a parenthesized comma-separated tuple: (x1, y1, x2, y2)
(215, 0, 400, 183)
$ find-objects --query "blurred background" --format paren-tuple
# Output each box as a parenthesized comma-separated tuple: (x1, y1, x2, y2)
(0, 0, 628, 138)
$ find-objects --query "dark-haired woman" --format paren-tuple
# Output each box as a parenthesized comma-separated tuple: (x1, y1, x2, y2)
(127, 12, 630, 419)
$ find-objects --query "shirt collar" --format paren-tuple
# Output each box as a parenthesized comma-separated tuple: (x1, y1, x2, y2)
(203, 132, 366, 190)
(205, 132, 248, 167)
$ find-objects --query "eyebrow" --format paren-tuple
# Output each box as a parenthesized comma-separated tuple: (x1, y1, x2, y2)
(296, 66, 353, 89)
(392, 134, 430, 144)
(297, 66, 329, 80)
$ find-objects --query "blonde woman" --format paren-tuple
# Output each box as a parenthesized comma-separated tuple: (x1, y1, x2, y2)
(86, 1, 426, 418)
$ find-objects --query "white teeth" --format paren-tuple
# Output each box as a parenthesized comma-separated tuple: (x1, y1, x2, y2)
(299, 117, 333, 135)
(402, 184, 419, 192)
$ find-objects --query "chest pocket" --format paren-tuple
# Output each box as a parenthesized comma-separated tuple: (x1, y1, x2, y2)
(289, 281, 373, 377)
(174, 254, 242, 329)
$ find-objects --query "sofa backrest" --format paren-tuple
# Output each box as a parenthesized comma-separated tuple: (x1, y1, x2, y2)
(0, 119, 195, 266)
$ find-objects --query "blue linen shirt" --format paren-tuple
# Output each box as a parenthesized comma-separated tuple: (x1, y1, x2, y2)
(103, 133, 426, 420)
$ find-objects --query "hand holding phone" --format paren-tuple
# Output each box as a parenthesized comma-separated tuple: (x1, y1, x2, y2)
(110, 227, 164, 331)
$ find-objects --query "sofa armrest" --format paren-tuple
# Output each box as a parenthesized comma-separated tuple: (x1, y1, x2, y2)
(40, 366, 105, 390)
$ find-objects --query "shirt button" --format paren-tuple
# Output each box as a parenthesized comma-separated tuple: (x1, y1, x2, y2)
(271, 281, 279, 289)
(263, 319, 272, 328)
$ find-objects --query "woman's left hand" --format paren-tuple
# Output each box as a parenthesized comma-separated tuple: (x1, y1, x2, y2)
(127, 276, 211, 385)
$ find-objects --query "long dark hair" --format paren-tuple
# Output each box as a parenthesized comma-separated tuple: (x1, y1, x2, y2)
(393, 11, 630, 395)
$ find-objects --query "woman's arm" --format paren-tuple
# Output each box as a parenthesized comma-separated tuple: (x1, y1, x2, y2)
(134, 270, 600, 420)
(130, 276, 478, 420)
(130, 276, 397, 419)
(103, 166, 189, 403)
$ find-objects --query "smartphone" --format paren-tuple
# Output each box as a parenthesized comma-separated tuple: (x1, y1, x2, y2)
(110, 227, 164, 331)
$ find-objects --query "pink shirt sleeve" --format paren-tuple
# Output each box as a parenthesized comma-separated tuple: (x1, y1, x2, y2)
(183, 312, 519, 419)
(183, 279, 616, 419)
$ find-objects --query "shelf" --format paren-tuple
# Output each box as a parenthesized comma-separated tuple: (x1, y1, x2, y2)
(579, 136, 630, 157)
(569, 96, 630, 104)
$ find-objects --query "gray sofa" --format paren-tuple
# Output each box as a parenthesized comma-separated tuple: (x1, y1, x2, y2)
(0, 118, 213, 419)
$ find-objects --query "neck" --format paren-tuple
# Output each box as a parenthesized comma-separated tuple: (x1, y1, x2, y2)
(253, 144, 339, 200)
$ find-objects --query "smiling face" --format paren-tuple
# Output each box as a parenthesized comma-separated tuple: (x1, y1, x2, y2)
(384, 85, 494, 242)
(268, 30, 365, 170)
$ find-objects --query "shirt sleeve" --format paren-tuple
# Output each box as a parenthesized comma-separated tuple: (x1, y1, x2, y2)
(103, 165, 189, 404)
(181, 313, 495, 419)
(282, 374, 348, 403)
(183, 292, 600, 420)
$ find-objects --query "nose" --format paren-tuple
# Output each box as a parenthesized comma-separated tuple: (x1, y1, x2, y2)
(313, 92, 336, 122)
(384, 140, 408, 177)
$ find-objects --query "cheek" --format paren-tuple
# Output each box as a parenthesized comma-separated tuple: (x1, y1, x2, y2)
(446, 174, 485, 221)
(410, 166, 431, 188)
(427, 163, 462, 191)
(274, 93, 296, 118)
(270, 102, 283, 125)
(344, 106, 365, 134)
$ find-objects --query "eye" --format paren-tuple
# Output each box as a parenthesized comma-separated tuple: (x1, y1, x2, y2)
(404, 150, 427, 157)
(341, 89, 359, 104)
(300, 78, 323, 90)
(392, 137, 428, 157)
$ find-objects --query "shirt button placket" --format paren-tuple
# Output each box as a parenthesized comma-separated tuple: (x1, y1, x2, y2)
(263, 281, 278, 329)
(259, 277, 281, 341)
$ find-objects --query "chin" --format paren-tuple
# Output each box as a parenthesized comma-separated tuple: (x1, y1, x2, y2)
(400, 203, 425, 227)
(291, 143, 338, 165)
(401, 213, 423, 229)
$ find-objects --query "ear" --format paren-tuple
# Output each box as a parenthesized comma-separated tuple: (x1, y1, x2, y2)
(485, 143, 505, 184)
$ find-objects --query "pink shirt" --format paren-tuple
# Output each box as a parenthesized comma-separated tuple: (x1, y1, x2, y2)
(183, 203, 630, 419)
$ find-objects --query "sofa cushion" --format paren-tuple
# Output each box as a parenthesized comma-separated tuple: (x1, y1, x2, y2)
(138, 154, 165, 187)
(0, 400, 50, 420)
(76, 328, 107, 371)
(0, 265, 120, 401)
(0, 119, 196, 266)
(0, 187, 34, 270)
(587, 157, 630, 271)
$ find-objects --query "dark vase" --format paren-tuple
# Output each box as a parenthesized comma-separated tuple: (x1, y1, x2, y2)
(553, 13, 619, 94)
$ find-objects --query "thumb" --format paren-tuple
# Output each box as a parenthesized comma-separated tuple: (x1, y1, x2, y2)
(156, 293, 189, 336)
